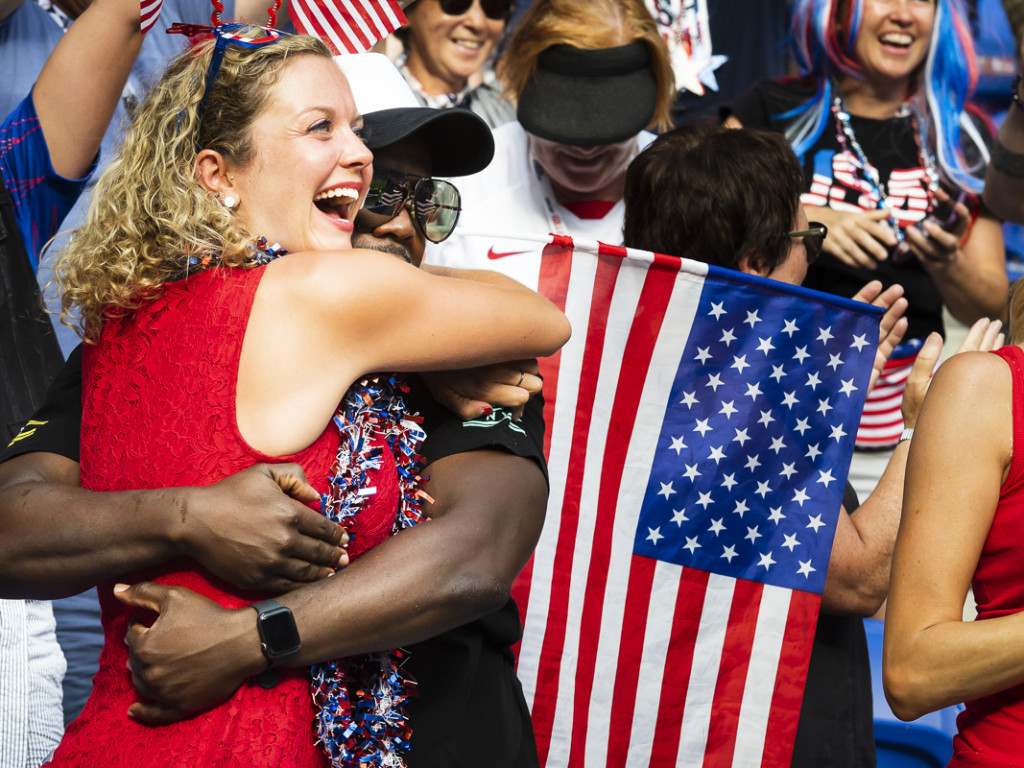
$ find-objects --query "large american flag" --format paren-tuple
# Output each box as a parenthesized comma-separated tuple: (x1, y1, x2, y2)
(509, 235, 882, 767)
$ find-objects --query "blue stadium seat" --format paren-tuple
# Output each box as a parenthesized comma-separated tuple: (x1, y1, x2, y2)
(863, 618, 962, 768)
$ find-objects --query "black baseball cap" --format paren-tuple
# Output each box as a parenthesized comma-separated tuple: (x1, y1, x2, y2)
(335, 52, 494, 177)
(362, 107, 495, 177)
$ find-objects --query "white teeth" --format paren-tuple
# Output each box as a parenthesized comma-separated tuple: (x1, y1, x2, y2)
(880, 33, 913, 45)
(314, 187, 358, 202)
(454, 39, 482, 49)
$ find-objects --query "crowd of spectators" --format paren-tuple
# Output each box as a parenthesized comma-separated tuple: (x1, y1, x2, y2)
(2, 0, 1024, 766)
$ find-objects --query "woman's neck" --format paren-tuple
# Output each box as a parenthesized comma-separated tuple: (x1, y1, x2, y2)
(836, 74, 910, 119)
(404, 49, 465, 98)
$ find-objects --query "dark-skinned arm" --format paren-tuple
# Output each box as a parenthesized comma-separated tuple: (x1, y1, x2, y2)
(117, 448, 547, 723)
(0, 454, 347, 598)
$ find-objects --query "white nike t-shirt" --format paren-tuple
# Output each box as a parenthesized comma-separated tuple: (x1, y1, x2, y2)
(425, 121, 654, 290)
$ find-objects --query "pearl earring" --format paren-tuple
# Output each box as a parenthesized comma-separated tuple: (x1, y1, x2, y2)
(224, 196, 237, 209)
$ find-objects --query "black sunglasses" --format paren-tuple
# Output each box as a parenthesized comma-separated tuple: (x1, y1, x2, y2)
(784, 222, 827, 264)
(362, 169, 462, 243)
(438, 0, 512, 21)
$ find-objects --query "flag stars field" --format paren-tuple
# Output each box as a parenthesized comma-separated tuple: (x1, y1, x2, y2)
(633, 288, 878, 595)
(851, 333, 870, 351)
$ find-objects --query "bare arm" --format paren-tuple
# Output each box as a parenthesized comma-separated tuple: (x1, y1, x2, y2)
(822, 318, 1005, 615)
(240, 250, 570, 455)
(32, 0, 143, 179)
(116, 449, 548, 723)
(883, 351, 1015, 721)
(0, 453, 346, 598)
(984, 65, 1024, 223)
(283, 251, 571, 374)
(818, 333, 940, 615)
(234, 0, 288, 23)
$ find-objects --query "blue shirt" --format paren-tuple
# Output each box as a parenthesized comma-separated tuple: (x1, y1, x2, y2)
(0, 0, 236, 352)
(0, 94, 91, 268)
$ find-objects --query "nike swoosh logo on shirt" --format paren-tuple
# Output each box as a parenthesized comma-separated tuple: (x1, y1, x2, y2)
(488, 247, 530, 259)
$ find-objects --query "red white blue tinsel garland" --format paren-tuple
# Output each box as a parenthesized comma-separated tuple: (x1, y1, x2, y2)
(311, 374, 428, 767)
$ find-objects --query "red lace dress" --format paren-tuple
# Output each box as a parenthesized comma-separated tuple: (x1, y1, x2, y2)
(949, 345, 1024, 766)
(46, 266, 401, 768)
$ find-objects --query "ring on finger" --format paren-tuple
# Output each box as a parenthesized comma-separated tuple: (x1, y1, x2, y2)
(516, 371, 525, 387)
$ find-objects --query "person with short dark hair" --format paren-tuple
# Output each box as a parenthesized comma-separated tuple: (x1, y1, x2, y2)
(624, 125, 804, 277)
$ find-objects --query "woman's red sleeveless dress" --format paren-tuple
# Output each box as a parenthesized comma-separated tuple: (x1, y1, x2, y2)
(949, 345, 1024, 766)
(45, 266, 400, 767)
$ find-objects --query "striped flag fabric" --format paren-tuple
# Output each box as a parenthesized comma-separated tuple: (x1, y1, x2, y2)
(507, 235, 883, 767)
(140, 0, 164, 33)
(289, 0, 406, 54)
(854, 338, 922, 449)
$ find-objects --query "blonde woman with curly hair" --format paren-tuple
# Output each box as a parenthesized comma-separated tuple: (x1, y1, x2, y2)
(45, 27, 569, 768)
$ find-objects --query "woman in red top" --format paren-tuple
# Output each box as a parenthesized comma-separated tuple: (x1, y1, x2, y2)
(46, 27, 569, 768)
(884, 285, 1024, 766)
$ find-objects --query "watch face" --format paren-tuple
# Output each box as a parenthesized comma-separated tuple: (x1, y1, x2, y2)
(258, 606, 301, 659)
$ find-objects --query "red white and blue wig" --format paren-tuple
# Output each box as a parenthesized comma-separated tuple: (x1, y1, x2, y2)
(779, 0, 987, 193)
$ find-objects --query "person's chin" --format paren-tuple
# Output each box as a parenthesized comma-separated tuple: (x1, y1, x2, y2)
(352, 234, 412, 264)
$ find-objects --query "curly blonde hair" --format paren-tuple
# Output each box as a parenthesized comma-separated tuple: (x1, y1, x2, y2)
(55, 33, 332, 339)
(498, 0, 675, 132)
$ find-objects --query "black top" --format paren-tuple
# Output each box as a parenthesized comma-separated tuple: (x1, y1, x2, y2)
(726, 77, 990, 342)
(1, 354, 546, 768)
(791, 482, 875, 768)
(0, 181, 65, 442)
(402, 376, 543, 767)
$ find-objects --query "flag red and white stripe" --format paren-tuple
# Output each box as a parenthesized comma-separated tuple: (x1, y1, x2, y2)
(140, 0, 164, 33)
(506, 234, 879, 767)
(854, 341, 920, 448)
(289, 0, 405, 54)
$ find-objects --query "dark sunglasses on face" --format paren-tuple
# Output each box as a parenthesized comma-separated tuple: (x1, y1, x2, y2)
(784, 222, 828, 264)
(438, 0, 512, 21)
(362, 169, 462, 243)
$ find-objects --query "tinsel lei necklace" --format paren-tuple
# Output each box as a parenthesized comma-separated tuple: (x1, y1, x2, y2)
(830, 81, 940, 254)
(187, 238, 429, 767)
